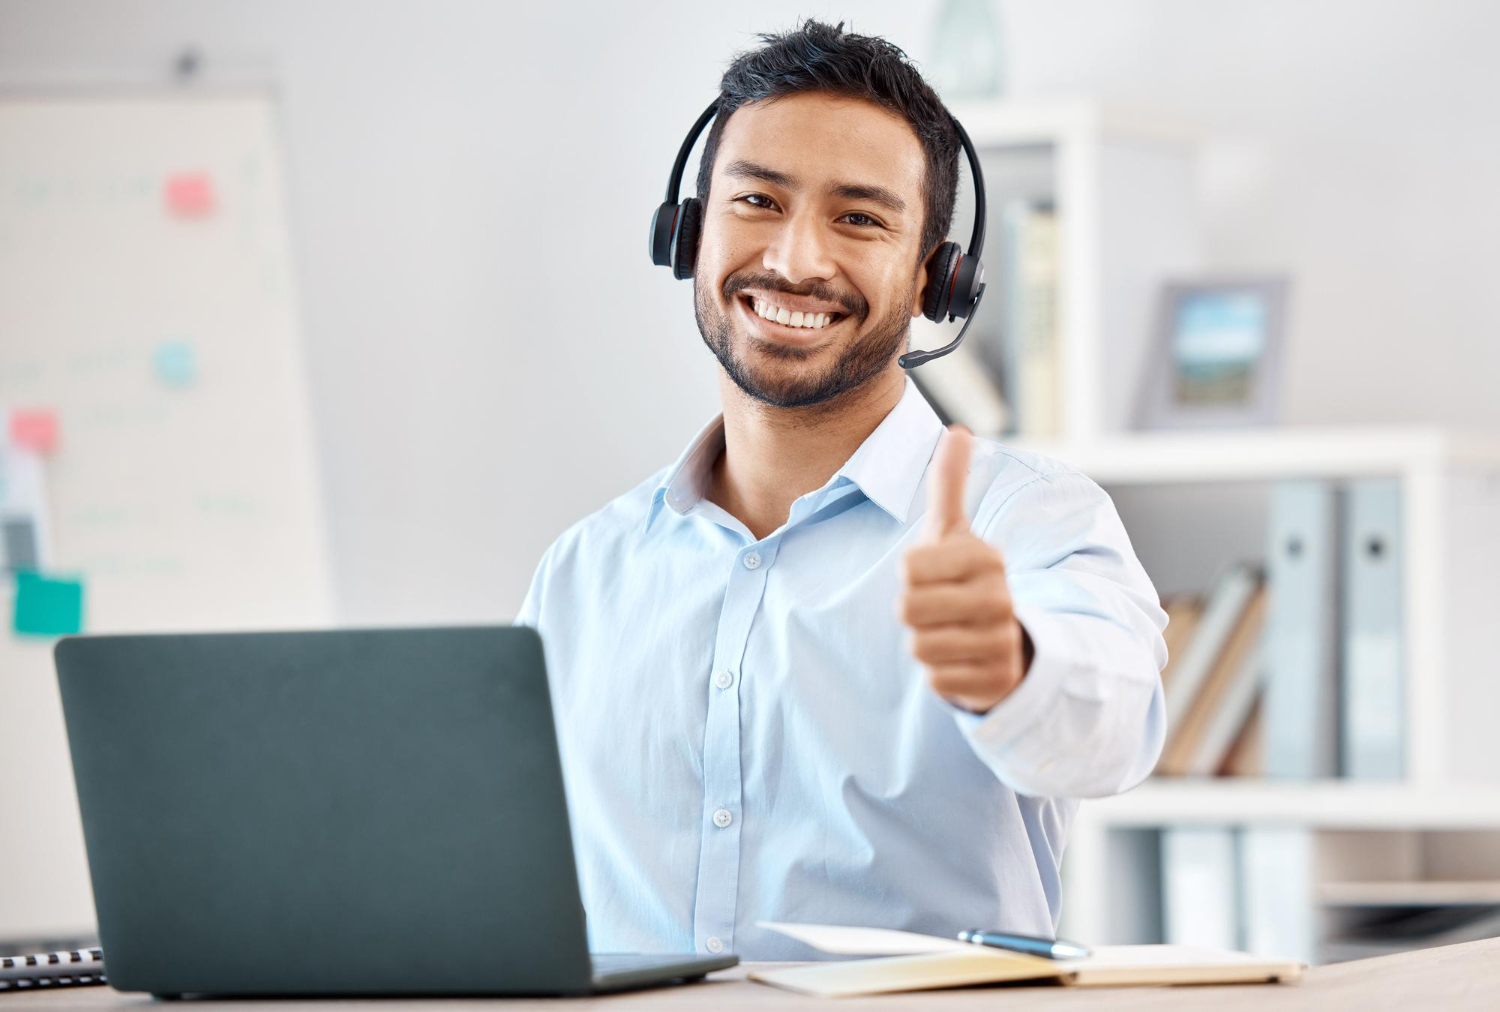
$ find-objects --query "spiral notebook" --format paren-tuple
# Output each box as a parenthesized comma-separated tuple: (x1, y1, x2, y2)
(0, 946, 107, 992)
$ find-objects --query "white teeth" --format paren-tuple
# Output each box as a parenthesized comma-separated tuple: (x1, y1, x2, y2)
(747, 297, 837, 328)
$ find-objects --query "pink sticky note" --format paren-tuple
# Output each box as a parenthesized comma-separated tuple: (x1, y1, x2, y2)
(164, 172, 216, 217)
(10, 408, 59, 455)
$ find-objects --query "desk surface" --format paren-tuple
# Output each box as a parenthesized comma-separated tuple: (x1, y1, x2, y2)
(7, 938, 1498, 1010)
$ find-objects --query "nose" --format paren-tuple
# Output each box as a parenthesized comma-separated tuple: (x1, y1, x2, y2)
(761, 208, 836, 286)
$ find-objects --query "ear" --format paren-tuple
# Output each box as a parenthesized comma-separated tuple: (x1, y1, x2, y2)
(911, 243, 940, 318)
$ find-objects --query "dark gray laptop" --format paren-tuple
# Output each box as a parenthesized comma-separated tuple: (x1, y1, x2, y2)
(54, 626, 737, 997)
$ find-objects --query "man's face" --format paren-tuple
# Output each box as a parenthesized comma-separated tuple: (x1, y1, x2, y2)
(693, 91, 933, 410)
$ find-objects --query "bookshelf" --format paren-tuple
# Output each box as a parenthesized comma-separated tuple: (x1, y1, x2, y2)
(931, 99, 1500, 962)
(910, 97, 1200, 442)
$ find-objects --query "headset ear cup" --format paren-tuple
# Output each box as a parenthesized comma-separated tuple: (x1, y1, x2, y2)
(921, 242, 962, 322)
(948, 254, 984, 320)
(669, 198, 702, 280)
(649, 201, 678, 267)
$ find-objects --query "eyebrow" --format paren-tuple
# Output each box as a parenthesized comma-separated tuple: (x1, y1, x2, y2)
(724, 159, 908, 215)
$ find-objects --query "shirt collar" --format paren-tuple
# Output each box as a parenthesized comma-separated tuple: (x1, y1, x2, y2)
(645, 376, 944, 532)
(834, 376, 945, 524)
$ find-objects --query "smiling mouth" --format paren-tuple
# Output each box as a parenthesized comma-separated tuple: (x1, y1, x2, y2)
(737, 293, 847, 332)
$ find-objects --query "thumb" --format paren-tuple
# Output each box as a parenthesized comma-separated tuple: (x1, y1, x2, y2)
(925, 424, 973, 539)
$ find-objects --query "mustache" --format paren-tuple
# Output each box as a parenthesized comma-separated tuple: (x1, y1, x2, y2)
(723, 271, 868, 320)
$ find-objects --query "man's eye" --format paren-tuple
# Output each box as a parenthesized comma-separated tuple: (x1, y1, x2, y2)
(739, 194, 777, 210)
(842, 213, 880, 228)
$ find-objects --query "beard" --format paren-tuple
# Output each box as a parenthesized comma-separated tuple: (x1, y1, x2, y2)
(694, 268, 914, 410)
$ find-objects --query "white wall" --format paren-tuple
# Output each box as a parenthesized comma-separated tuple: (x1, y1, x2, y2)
(0, 0, 1494, 630)
(1002, 0, 1500, 431)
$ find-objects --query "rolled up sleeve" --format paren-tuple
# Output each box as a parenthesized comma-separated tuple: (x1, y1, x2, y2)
(949, 470, 1168, 798)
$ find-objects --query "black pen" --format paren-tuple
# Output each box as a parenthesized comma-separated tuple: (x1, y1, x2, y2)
(957, 929, 1092, 960)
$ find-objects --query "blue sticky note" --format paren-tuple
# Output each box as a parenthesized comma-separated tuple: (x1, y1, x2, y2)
(12, 570, 85, 637)
(153, 340, 198, 387)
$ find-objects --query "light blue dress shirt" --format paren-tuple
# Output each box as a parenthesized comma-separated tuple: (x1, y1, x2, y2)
(516, 377, 1167, 960)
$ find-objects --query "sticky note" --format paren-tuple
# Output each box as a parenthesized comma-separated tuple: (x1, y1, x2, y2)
(153, 340, 197, 387)
(9, 408, 59, 455)
(164, 172, 216, 217)
(12, 570, 84, 637)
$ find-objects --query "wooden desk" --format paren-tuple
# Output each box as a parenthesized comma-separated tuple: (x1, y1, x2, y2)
(7, 938, 1498, 1010)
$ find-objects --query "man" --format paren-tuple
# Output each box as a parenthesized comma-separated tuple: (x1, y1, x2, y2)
(517, 20, 1167, 960)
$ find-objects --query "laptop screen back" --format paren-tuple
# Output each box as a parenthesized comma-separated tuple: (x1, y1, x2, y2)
(55, 626, 594, 996)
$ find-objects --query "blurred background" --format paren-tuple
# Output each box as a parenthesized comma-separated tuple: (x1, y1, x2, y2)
(2, 0, 1498, 968)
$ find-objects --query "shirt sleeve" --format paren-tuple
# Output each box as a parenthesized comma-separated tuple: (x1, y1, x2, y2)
(514, 541, 554, 629)
(947, 469, 1168, 799)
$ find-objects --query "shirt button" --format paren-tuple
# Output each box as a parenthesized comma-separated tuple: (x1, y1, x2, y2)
(742, 551, 761, 570)
(713, 670, 734, 690)
(712, 807, 733, 828)
(706, 936, 725, 954)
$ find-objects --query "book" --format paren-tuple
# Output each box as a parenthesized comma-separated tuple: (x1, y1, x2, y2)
(748, 923, 1301, 998)
(1161, 563, 1260, 736)
(1001, 200, 1060, 438)
(1159, 582, 1267, 775)
(1184, 641, 1265, 776)
(908, 341, 1010, 438)
(0, 947, 105, 992)
(1158, 595, 1206, 695)
(1219, 693, 1265, 776)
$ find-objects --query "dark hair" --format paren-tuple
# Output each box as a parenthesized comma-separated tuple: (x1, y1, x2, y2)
(695, 19, 961, 264)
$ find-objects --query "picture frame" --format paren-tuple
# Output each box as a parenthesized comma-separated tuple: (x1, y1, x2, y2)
(1134, 277, 1290, 430)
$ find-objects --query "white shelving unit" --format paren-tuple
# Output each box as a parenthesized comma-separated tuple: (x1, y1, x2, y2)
(909, 98, 1201, 440)
(936, 99, 1500, 960)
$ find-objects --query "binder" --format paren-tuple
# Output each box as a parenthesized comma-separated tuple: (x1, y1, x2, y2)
(1264, 480, 1340, 778)
(1240, 827, 1317, 965)
(1162, 826, 1239, 950)
(1341, 478, 1405, 779)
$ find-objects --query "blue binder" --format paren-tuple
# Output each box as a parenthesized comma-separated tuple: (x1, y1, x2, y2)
(1340, 478, 1405, 779)
(1264, 480, 1340, 778)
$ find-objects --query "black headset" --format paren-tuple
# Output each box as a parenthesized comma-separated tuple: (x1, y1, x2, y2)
(649, 99, 988, 370)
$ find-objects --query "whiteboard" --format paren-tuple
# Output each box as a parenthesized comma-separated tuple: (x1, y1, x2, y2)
(0, 93, 330, 937)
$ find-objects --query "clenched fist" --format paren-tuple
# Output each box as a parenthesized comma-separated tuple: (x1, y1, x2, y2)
(898, 425, 1032, 714)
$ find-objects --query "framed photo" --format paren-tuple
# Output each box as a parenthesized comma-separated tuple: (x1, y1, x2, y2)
(1135, 277, 1289, 430)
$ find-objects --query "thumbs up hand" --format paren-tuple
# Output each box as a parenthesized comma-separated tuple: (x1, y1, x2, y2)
(898, 425, 1032, 714)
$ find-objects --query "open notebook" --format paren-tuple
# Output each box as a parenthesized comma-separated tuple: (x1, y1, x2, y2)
(749, 923, 1303, 998)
